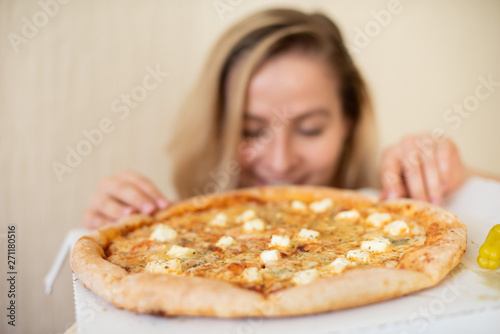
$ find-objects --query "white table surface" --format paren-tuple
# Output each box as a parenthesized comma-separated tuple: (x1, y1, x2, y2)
(63, 177, 500, 333)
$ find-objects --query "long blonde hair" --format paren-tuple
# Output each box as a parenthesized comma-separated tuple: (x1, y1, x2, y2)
(168, 8, 378, 199)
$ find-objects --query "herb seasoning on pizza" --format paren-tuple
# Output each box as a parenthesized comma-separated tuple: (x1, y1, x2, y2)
(71, 186, 467, 317)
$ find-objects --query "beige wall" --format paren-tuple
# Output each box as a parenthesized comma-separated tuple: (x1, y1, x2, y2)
(1, 0, 499, 332)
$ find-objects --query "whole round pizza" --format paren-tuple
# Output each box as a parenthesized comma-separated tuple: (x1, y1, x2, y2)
(71, 186, 467, 317)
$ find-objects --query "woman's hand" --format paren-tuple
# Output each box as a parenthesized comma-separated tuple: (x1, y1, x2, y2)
(84, 169, 170, 229)
(379, 132, 468, 205)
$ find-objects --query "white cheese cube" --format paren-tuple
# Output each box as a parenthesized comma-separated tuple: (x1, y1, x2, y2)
(334, 210, 361, 222)
(260, 249, 281, 264)
(210, 213, 227, 227)
(309, 198, 333, 213)
(361, 237, 391, 253)
(150, 225, 177, 242)
(242, 267, 262, 282)
(291, 200, 307, 211)
(145, 260, 167, 274)
(411, 224, 426, 236)
(237, 209, 256, 223)
(243, 218, 266, 232)
(145, 259, 183, 274)
(385, 260, 398, 268)
(292, 269, 319, 285)
(329, 257, 352, 273)
(167, 245, 196, 258)
(270, 235, 291, 248)
(216, 236, 237, 249)
(346, 249, 370, 263)
(384, 220, 409, 236)
(298, 228, 320, 241)
(366, 212, 392, 227)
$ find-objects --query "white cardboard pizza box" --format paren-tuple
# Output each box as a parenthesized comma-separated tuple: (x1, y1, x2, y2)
(67, 177, 500, 333)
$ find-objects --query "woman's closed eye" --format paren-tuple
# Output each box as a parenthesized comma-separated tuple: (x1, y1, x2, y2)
(298, 127, 324, 137)
(293, 110, 331, 137)
(243, 128, 265, 138)
(243, 126, 325, 138)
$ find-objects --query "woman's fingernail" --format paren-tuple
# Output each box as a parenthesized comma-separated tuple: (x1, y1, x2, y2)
(431, 199, 441, 206)
(441, 183, 447, 192)
(157, 199, 168, 209)
(123, 207, 134, 216)
(141, 203, 155, 214)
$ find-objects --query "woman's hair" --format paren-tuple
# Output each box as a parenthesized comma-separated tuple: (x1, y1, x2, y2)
(168, 8, 378, 199)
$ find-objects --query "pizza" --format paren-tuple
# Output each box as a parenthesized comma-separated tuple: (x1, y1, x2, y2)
(71, 186, 467, 317)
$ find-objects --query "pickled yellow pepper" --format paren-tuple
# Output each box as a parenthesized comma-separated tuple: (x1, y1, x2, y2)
(477, 224, 500, 270)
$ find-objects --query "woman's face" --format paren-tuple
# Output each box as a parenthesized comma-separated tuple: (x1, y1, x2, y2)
(231, 52, 350, 187)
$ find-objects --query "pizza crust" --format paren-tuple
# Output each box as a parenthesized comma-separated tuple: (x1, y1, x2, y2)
(71, 186, 467, 317)
(375, 199, 467, 282)
(270, 267, 433, 316)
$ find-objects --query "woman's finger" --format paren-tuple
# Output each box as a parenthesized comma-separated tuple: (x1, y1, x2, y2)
(116, 169, 169, 209)
(400, 138, 428, 202)
(418, 139, 442, 205)
(89, 192, 133, 221)
(98, 177, 157, 214)
(83, 210, 109, 229)
(380, 146, 406, 200)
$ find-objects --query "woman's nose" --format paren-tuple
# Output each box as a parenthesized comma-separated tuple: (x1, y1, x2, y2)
(264, 132, 295, 175)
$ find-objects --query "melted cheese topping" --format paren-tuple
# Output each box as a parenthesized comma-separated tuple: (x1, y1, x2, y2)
(309, 199, 333, 213)
(291, 200, 307, 211)
(210, 213, 227, 227)
(366, 212, 392, 227)
(167, 245, 196, 258)
(243, 218, 266, 232)
(216, 236, 236, 249)
(361, 237, 391, 253)
(270, 235, 291, 248)
(145, 259, 183, 274)
(106, 200, 427, 295)
(297, 228, 320, 242)
(242, 267, 262, 282)
(292, 269, 319, 285)
(347, 249, 370, 263)
(150, 225, 177, 242)
(384, 220, 409, 236)
(260, 249, 282, 264)
(237, 210, 256, 223)
(329, 257, 352, 273)
(335, 210, 361, 222)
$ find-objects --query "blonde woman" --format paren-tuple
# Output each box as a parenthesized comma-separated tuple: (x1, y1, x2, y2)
(84, 8, 469, 229)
